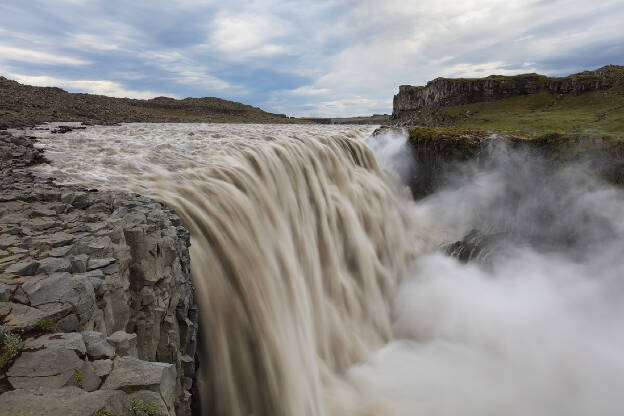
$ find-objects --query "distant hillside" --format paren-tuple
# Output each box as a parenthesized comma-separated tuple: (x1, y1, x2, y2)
(392, 65, 624, 138)
(0, 77, 302, 128)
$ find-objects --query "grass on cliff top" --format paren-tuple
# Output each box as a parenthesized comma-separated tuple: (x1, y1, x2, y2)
(440, 87, 624, 139)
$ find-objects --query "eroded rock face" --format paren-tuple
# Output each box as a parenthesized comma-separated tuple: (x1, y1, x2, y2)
(392, 65, 624, 123)
(0, 132, 199, 415)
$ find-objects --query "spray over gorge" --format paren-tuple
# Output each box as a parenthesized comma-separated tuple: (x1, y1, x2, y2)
(26, 124, 624, 415)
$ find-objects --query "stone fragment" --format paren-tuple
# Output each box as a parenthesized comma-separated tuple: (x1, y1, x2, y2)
(1, 303, 50, 330)
(107, 331, 138, 357)
(0, 387, 133, 416)
(82, 330, 115, 359)
(88, 257, 116, 271)
(102, 356, 176, 411)
(0, 234, 21, 249)
(27, 216, 58, 230)
(31, 207, 56, 217)
(0, 253, 26, 265)
(46, 232, 75, 247)
(91, 359, 113, 377)
(71, 254, 88, 273)
(12, 285, 29, 304)
(38, 256, 72, 274)
(57, 314, 80, 332)
(0, 282, 15, 301)
(4, 258, 38, 276)
(49, 245, 73, 257)
(23, 332, 87, 355)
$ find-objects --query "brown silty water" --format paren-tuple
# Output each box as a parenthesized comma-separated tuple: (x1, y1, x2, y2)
(29, 123, 624, 416)
(30, 123, 425, 415)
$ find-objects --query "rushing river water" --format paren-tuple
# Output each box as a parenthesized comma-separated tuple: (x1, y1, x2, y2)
(30, 123, 624, 416)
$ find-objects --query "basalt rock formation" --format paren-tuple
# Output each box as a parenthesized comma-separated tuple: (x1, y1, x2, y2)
(392, 65, 624, 125)
(0, 76, 299, 128)
(0, 132, 198, 415)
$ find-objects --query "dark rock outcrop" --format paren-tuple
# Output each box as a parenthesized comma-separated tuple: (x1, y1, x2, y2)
(0, 132, 198, 415)
(392, 65, 624, 124)
(396, 127, 624, 199)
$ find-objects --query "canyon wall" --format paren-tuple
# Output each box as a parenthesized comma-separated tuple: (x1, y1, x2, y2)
(0, 132, 198, 416)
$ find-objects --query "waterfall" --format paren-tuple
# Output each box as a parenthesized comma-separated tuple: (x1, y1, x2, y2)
(31, 123, 624, 416)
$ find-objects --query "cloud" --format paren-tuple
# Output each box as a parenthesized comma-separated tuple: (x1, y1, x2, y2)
(0, 44, 91, 66)
(0, 0, 622, 116)
(208, 12, 291, 59)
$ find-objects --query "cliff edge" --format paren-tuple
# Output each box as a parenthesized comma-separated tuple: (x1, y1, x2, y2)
(392, 65, 624, 125)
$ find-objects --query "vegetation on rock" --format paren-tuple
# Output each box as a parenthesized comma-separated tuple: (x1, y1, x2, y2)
(131, 399, 165, 416)
(0, 327, 21, 370)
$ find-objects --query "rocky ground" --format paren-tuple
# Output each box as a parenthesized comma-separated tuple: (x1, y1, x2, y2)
(0, 131, 199, 415)
(0, 76, 304, 128)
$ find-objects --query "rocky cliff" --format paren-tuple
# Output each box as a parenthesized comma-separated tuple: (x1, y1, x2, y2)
(392, 65, 624, 124)
(0, 132, 198, 415)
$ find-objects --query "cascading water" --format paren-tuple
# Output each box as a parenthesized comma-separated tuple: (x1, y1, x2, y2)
(30, 123, 624, 416)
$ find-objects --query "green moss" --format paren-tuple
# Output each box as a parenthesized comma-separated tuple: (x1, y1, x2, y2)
(131, 400, 165, 416)
(29, 318, 59, 334)
(74, 369, 84, 389)
(0, 327, 21, 369)
(439, 86, 624, 139)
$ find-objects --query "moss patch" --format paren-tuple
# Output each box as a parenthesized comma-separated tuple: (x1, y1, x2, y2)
(131, 400, 165, 416)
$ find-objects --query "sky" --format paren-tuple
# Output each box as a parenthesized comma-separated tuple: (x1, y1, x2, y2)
(0, 0, 623, 117)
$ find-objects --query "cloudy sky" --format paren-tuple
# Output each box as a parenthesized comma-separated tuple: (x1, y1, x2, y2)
(1, 0, 622, 117)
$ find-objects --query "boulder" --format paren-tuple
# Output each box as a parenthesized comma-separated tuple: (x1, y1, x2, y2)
(81, 331, 115, 359)
(7, 347, 99, 391)
(107, 330, 138, 358)
(23, 273, 95, 326)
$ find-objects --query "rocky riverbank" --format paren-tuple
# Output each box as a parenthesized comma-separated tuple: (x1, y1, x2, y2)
(0, 131, 199, 415)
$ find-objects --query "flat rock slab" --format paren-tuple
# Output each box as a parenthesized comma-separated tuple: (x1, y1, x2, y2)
(103, 356, 176, 411)
(23, 332, 87, 356)
(0, 302, 50, 331)
(0, 387, 133, 416)
(23, 272, 95, 325)
(6, 346, 100, 390)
